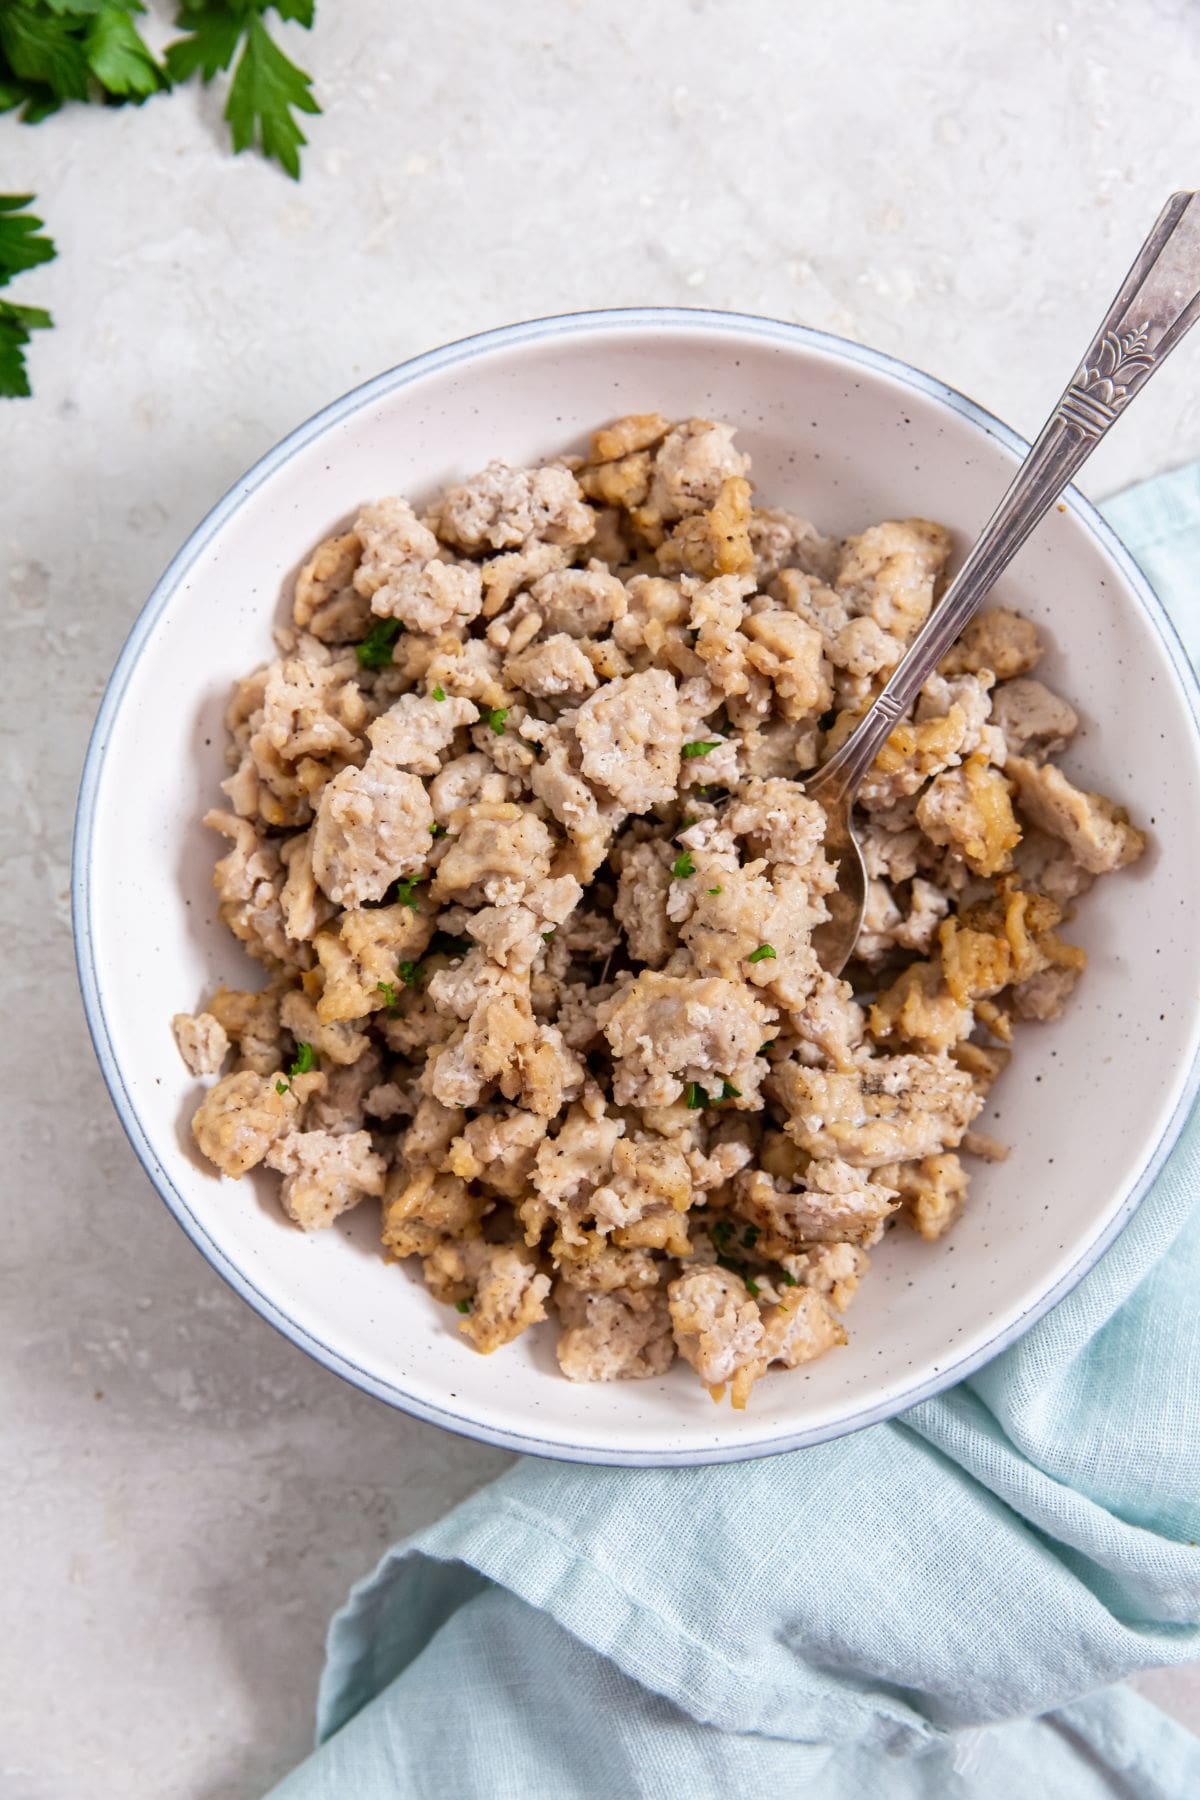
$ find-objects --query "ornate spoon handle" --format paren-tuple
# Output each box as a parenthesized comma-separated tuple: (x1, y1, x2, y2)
(812, 190, 1200, 803)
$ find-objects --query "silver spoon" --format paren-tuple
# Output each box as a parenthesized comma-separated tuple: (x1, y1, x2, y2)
(806, 190, 1200, 977)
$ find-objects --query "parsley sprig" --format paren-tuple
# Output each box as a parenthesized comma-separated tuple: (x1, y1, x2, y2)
(2, 4, 323, 396)
(167, 2, 321, 182)
(0, 195, 56, 397)
(0, 3, 167, 123)
(1, 4, 320, 177)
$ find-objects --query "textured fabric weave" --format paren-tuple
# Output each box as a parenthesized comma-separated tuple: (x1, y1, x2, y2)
(267, 466, 1200, 1799)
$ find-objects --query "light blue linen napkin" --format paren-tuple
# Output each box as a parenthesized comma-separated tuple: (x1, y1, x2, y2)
(267, 464, 1200, 1800)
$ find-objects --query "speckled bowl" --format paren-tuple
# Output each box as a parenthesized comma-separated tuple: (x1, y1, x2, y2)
(73, 310, 1200, 1464)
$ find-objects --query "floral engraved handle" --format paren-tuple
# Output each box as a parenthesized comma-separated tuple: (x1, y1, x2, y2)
(813, 193, 1200, 797)
(1058, 325, 1156, 435)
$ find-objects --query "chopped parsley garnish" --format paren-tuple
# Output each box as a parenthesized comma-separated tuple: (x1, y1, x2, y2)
(541, 929, 556, 941)
(376, 979, 398, 1008)
(719, 1079, 741, 1101)
(486, 706, 508, 734)
(745, 1275, 761, 1298)
(777, 1268, 797, 1287)
(678, 815, 697, 830)
(391, 877, 421, 909)
(710, 1220, 736, 1251)
(289, 1041, 317, 1077)
(758, 1040, 776, 1055)
(429, 822, 446, 837)
(706, 884, 722, 895)
(397, 960, 423, 988)
(747, 943, 776, 963)
(684, 1081, 709, 1110)
(431, 684, 446, 701)
(681, 739, 720, 759)
(355, 617, 402, 669)
(454, 1297, 472, 1314)
(275, 1078, 289, 1095)
(741, 1224, 759, 1249)
(672, 851, 695, 879)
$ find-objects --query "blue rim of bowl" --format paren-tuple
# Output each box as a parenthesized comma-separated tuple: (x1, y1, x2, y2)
(72, 306, 1200, 1466)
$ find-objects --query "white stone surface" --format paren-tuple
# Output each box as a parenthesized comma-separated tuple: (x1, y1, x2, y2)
(4, 2, 1199, 1794)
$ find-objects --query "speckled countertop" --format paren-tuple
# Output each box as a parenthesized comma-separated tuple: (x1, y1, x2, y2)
(4, 3, 1199, 1794)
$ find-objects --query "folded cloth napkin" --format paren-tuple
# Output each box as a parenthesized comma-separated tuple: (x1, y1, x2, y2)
(267, 465, 1200, 1800)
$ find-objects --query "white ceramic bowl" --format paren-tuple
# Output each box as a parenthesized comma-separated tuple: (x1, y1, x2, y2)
(74, 310, 1200, 1465)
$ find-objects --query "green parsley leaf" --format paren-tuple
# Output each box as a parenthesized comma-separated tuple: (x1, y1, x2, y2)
(777, 1268, 797, 1287)
(391, 877, 421, 910)
(429, 822, 446, 837)
(710, 1219, 735, 1251)
(745, 1274, 761, 1298)
(85, 5, 169, 101)
(0, 298, 53, 397)
(275, 1078, 289, 1094)
(397, 959, 423, 987)
(0, 196, 56, 396)
(541, 929, 555, 941)
(355, 616, 402, 669)
(706, 884, 722, 895)
(203, 8, 321, 179)
(431, 684, 446, 702)
(757, 1039, 776, 1055)
(165, 3, 243, 82)
(288, 1040, 317, 1077)
(455, 1296, 472, 1314)
(681, 739, 720, 759)
(684, 1081, 708, 1110)
(0, 195, 57, 286)
(741, 1224, 759, 1249)
(0, 5, 90, 112)
(747, 943, 776, 963)
(672, 851, 695, 879)
(376, 979, 398, 1008)
(0, 5, 168, 121)
(486, 706, 509, 735)
(166, 3, 321, 179)
(719, 1079, 741, 1101)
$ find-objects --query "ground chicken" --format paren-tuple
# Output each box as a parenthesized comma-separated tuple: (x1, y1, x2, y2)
(776, 1054, 980, 1167)
(191, 1068, 319, 1177)
(989, 678, 1077, 760)
(172, 1011, 230, 1077)
(835, 518, 952, 641)
(555, 1285, 675, 1381)
(436, 461, 594, 552)
(600, 971, 776, 1108)
(1007, 755, 1145, 876)
(940, 607, 1042, 680)
(264, 1128, 386, 1231)
(293, 530, 371, 643)
(915, 755, 1022, 876)
(574, 670, 684, 810)
(181, 413, 1145, 1406)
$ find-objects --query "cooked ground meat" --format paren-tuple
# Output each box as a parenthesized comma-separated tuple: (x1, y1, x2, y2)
(179, 415, 1145, 1407)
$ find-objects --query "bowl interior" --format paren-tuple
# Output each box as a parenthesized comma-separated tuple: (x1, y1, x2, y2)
(78, 313, 1200, 1462)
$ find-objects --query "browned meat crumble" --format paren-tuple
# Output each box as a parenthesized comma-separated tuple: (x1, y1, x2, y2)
(175, 415, 1145, 1405)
